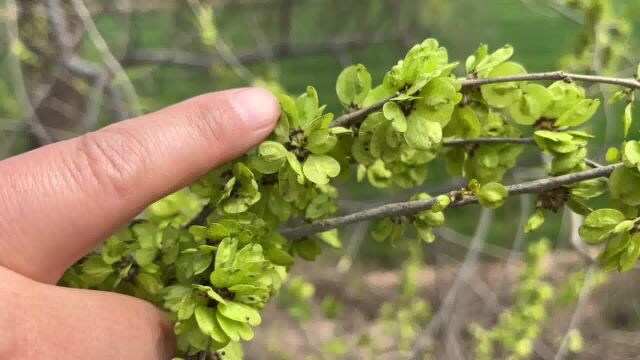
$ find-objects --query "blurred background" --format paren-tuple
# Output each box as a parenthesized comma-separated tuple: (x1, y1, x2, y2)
(2, 0, 640, 359)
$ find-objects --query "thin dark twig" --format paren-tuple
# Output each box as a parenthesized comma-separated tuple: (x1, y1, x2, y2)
(443, 137, 535, 146)
(460, 71, 640, 90)
(280, 163, 622, 239)
(584, 158, 603, 168)
(330, 98, 392, 127)
(331, 71, 640, 129)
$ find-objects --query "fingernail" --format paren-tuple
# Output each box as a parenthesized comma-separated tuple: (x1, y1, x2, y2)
(229, 88, 280, 136)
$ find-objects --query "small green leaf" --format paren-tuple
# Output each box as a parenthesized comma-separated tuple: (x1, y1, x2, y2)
(404, 117, 442, 151)
(606, 147, 620, 164)
(609, 166, 640, 206)
(624, 102, 633, 138)
(218, 301, 261, 326)
(208, 223, 231, 241)
(388, 221, 406, 244)
(296, 86, 320, 128)
(567, 197, 593, 216)
(432, 195, 451, 212)
(525, 209, 545, 233)
(305, 113, 333, 134)
(554, 99, 601, 127)
(251, 141, 287, 174)
(317, 229, 342, 249)
(609, 90, 627, 105)
(135, 273, 161, 295)
(232, 243, 265, 268)
(356, 164, 367, 182)
(445, 106, 481, 139)
(579, 208, 626, 244)
(480, 62, 526, 108)
(623, 140, 640, 168)
(329, 126, 352, 135)
(192, 252, 213, 275)
(465, 43, 488, 73)
(544, 81, 585, 118)
(391, 94, 421, 102)
(620, 233, 640, 272)
(293, 238, 322, 261)
(383, 102, 408, 132)
(475, 44, 514, 72)
(215, 238, 238, 269)
(265, 247, 295, 267)
(216, 310, 246, 342)
(336, 64, 372, 107)
(367, 159, 393, 189)
(477, 182, 508, 209)
(508, 84, 552, 125)
(306, 130, 337, 154)
(193, 285, 227, 305)
(372, 218, 395, 242)
(568, 179, 607, 200)
(285, 152, 305, 184)
(177, 293, 197, 320)
(82, 256, 114, 282)
(416, 225, 436, 243)
(302, 154, 341, 185)
(195, 306, 218, 338)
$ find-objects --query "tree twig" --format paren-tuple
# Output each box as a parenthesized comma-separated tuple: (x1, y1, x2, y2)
(443, 137, 535, 146)
(43, 0, 130, 123)
(584, 158, 603, 168)
(69, 0, 143, 116)
(460, 71, 640, 90)
(330, 98, 392, 127)
(409, 209, 493, 360)
(5, 0, 53, 146)
(330, 70, 640, 129)
(280, 163, 623, 239)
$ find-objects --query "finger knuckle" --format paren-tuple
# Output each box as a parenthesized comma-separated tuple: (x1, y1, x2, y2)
(73, 127, 147, 198)
(188, 97, 235, 152)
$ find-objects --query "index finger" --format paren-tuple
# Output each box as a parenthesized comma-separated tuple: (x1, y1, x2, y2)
(0, 88, 279, 283)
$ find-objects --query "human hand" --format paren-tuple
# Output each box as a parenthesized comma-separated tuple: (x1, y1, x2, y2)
(0, 88, 280, 359)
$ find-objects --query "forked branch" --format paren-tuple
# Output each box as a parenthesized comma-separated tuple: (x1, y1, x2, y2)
(330, 71, 640, 128)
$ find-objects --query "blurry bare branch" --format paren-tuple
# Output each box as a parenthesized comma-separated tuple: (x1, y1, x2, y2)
(122, 31, 407, 70)
(43, 0, 130, 126)
(69, 0, 142, 116)
(434, 227, 515, 260)
(5, 0, 53, 146)
(409, 209, 493, 360)
(281, 164, 622, 240)
(553, 266, 597, 359)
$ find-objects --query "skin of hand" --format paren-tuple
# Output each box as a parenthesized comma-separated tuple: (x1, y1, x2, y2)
(0, 88, 280, 359)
